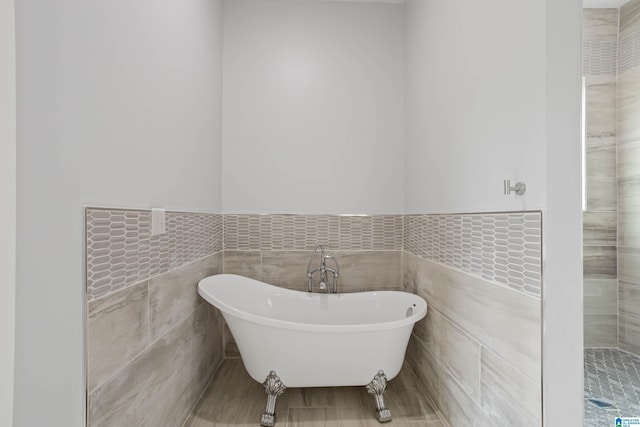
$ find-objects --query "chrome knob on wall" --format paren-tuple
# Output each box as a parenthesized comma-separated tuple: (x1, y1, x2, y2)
(504, 179, 526, 196)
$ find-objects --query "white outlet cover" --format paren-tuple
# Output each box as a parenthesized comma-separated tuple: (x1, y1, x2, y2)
(151, 208, 166, 236)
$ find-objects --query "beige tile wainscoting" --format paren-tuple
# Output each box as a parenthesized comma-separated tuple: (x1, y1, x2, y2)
(85, 209, 224, 427)
(222, 215, 403, 294)
(86, 210, 542, 426)
(404, 212, 542, 427)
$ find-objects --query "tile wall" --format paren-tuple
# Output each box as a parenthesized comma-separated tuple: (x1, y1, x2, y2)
(619, 0, 640, 357)
(86, 210, 543, 426)
(583, 9, 620, 348)
(404, 212, 542, 427)
(85, 208, 224, 427)
(222, 214, 403, 292)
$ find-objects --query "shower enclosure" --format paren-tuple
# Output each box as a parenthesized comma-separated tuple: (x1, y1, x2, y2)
(583, 2, 640, 425)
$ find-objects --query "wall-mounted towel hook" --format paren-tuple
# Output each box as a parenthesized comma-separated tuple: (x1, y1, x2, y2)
(504, 179, 526, 196)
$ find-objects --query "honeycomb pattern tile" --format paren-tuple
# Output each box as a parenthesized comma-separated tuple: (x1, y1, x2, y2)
(404, 212, 542, 298)
(223, 214, 403, 251)
(86, 209, 222, 301)
(584, 348, 640, 426)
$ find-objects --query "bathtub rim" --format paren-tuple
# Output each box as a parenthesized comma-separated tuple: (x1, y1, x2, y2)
(198, 274, 427, 334)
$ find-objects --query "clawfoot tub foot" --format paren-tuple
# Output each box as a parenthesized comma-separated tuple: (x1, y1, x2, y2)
(260, 371, 287, 427)
(366, 370, 392, 423)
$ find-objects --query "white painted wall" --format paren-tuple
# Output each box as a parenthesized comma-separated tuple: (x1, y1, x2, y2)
(544, 1, 584, 425)
(0, 0, 16, 426)
(404, 0, 546, 214)
(14, 0, 223, 425)
(222, 0, 405, 214)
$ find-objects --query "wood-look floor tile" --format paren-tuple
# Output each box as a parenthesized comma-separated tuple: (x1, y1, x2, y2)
(334, 387, 379, 427)
(287, 407, 340, 426)
(184, 359, 255, 427)
(287, 388, 336, 408)
(185, 359, 445, 427)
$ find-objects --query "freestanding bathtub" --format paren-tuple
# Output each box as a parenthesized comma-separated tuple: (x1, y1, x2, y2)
(198, 274, 427, 426)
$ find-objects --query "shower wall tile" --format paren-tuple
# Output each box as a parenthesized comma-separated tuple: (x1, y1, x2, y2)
(619, 176, 640, 212)
(587, 176, 618, 211)
(620, 313, 640, 355)
(620, 211, 640, 248)
(583, 245, 618, 279)
(87, 280, 149, 393)
(584, 8, 620, 41)
(583, 211, 617, 246)
(86, 208, 223, 301)
(149, 253, 221, 342)
(223, 214, 403, 252)
(586, 137, 617, 179)
(403, 212, 542, 298)
(619, 281, 640, 320)
(621, 0, 640, 40)
(618, 140, 640, 178)
(222, 251, 262, 280)
(619, 0, 640, 355)
(586, 76, 618, 109)
(584, 314, 618, 347)
(586, 108, 617, 138)
(480, 347, 541, 427)
(584, 279, 618, 315)
(618, 66, 640, 107)
(618, 101, 640, 144)
(619, 247, 640, 284)
(582, 8, 619, 349)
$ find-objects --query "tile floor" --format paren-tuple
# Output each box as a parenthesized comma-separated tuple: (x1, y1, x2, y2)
(584, 348, 640, 427)
(184, 359, 446, 427)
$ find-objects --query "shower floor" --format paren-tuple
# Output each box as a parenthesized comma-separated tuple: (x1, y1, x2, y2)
(584, 348, 640, 427)
(184, 358, 445, 427)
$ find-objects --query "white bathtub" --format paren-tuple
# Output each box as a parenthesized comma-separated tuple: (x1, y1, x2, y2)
(198, 274, 427, 388)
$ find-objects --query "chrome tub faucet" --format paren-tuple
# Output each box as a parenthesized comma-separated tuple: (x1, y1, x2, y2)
(306, 245, 339, 293)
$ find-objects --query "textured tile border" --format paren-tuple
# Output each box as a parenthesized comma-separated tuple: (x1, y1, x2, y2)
(620, 31, 640, 73)
(87, 210, 541, 299)
(223, 214, 403, 251)
(86, 208, 223, 301)
(583, 40, 619, 76)
(404, 212, 542, 298)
